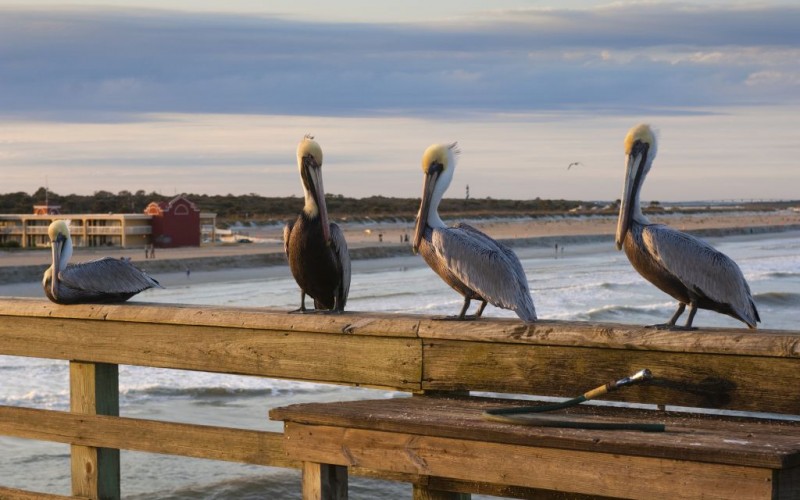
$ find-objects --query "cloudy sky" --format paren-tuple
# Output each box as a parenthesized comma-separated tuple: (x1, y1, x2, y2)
(1, 1, 798, 202)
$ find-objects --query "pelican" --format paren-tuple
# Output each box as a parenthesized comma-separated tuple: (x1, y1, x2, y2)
(43, 220, 162, 304)
(283, 135, 350, 313)
(616, 124, 760, 329)
(413, 143, 537, 323)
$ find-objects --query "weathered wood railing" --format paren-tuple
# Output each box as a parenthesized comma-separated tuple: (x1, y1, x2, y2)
(1, 297, 799, 499)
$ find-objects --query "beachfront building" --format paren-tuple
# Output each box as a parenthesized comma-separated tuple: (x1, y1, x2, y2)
(0, 195, 216, 249)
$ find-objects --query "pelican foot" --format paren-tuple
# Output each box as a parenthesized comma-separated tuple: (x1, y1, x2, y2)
(645, 323, 697, 331)
(434, 315, 478, 321)
(318, 309, 345, 315)
(288, 307, 309, 314)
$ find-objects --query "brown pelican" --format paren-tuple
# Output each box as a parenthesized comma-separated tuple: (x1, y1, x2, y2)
(43, 220, 162, 304)
(413, 143, 537, 323)
(283, 135, 350, 313)
(616, 124, 760, 329)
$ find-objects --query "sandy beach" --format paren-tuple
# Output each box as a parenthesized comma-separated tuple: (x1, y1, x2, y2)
(2, 209, 799, 288)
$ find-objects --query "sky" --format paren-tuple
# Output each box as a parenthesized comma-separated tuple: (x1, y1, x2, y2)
(1, 1, 799, 202)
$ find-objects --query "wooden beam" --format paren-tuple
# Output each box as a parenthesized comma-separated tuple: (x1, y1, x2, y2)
(283, 422, 776, 500)
(0, 487, 90, 500)
(0, 406, 295, 468)
(422, 340, 800, 413)
(70, 361, 120, 500)
(0, 316, 421, 391)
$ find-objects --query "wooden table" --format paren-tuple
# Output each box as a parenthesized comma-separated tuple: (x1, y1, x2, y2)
(271, 396, 800, 500)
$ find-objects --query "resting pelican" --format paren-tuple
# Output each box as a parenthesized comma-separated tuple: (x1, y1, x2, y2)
(283, 135, 350, 313)
(43, 220, 162, 304)
(413, 143, 537, 323)
(616, 124, 760, 329)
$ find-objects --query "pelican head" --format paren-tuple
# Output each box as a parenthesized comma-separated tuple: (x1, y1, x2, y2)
(296, 135, 330, 242)
(45, 220, 72, 297)
(413, 142, 459, 253)
(615, 124, 657, 250)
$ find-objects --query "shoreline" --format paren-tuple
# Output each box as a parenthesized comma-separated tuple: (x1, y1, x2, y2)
(2, 210, 799, 287)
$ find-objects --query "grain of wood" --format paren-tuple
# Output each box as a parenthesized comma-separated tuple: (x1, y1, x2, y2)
(0, 316, 421, 391)
(70, 361, 120, 500)
(282, 422, 775, 500)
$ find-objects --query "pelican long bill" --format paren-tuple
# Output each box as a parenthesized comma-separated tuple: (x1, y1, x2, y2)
(302, 156, 331, 244)
(413, 165, 441, 254)
(615, 150, 644, 250)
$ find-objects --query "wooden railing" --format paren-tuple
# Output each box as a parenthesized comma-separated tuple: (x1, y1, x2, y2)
(1, 297, 799, 499)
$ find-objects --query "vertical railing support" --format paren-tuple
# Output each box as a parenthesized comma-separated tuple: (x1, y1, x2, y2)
(70, 361, 120, 500)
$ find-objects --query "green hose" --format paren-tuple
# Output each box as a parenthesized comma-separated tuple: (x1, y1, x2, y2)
(482, 369, 666, 432)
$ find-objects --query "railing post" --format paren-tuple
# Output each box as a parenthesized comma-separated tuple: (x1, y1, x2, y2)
(70, 361, 120, 500)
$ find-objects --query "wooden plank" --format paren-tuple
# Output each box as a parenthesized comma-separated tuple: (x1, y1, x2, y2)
(0, 298, 420, 338)
(0, 487, 90, 500)
(70, 361, 120, 500)
(418, 318, 800, 357)
(302, 462, 348, 500)
(271, 397, 800, 469)
(3, 297, 800, 356)
(0, 406, 296, 468)
(0, 316, 421, 391)
(282, 422, 775, 500)
(422, 340, 800, 414)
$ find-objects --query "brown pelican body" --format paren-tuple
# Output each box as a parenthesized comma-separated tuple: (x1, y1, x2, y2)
(413, 143, 537, 323)
(43, 220, 162, 305)
(284, 136, 350, 312)
(616, 124, 760, 329)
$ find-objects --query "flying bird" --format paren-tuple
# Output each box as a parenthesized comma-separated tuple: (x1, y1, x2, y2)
(284, 135, 350, 313)
(567, 161, 584, 170)
(615, 124, 759, 329)
(43, 220, 162, 304)
(413, 143, 537, 323)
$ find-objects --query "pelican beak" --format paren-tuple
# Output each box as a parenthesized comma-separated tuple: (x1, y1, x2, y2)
(615, 150, 644, 250)
(302, 155, 331, 243)
(50, 234, 65, 297)
(413, 164, 441, 254)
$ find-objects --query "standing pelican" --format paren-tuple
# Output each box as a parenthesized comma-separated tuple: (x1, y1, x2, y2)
(413, 143, 537, 323)
(43, 220, 162, 304)
(616, 124, 760, 329)
(284, 135, 350, 313)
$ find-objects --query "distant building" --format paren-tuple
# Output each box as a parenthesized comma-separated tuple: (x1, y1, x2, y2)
(32, 204, 62, 215)
(0, 195, 216, 249)
(145, 195, 203, 248)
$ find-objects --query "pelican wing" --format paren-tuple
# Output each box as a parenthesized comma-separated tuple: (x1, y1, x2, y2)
(641, 224, 757, 324)
(329, 223, 351, 307)
(60, 257, 161, 294)
(430, 225, 536, 320)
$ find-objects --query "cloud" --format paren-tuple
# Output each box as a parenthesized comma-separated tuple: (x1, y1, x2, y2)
(0, 3, 798, 121)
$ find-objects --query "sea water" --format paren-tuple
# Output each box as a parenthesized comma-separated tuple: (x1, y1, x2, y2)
(1, 232, 798, 498)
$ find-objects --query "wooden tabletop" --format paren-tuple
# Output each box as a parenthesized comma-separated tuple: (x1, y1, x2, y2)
(270, 395, 800, 469)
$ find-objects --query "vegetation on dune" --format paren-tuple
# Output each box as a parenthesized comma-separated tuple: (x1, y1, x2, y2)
(1, 188, 796, 227)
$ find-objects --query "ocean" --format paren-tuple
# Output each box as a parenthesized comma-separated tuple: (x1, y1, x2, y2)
(1, 231, 799, 498)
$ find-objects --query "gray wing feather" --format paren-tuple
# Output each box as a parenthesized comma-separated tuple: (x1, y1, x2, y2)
(60, 257, 161, 294)
(642, 225, 756, 323)
(431, 225, 536, 321)
(329, 222, 351, 307)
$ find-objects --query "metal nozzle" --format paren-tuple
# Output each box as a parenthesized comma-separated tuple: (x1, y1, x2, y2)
(615, 369, 652, 389)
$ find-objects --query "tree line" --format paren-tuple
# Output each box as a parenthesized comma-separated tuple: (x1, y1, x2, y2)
(1, 188, 600, 225)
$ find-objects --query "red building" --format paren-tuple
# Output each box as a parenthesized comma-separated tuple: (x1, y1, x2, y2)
(144, 195, 201, 248)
